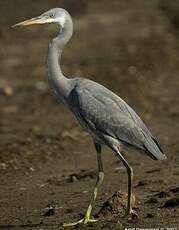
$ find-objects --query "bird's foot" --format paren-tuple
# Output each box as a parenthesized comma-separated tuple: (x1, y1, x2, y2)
(63, 215, 98, 227)
(125, 208, 138, 220)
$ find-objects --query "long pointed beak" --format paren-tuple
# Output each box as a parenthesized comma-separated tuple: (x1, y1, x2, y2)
(11, 15, 50, 28)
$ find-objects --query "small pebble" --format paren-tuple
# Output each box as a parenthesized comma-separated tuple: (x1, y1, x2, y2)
(136, 180, 147, 187)
(170, 187, 179, 193)
(70, 175, 78, 182)
(162, 198, 179, 208)
(0, 163, 7, 170)
(0, 85, 13, 96)
(43, 206, 55, 216)
(146, 213, 154, 218)
(155, 191, 171, 198)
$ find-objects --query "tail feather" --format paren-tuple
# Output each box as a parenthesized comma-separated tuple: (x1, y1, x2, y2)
(143, 132, 167, 160)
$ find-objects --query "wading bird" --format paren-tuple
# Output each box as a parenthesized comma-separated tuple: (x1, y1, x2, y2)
(12, 8, 167, 227)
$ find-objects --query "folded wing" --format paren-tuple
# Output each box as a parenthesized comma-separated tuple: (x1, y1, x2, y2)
(70, 79, 166, 160)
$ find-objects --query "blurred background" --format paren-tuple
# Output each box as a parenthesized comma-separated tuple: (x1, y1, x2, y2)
(0, 0, 179, 229)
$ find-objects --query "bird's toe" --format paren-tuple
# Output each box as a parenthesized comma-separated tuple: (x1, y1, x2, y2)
(126, 209, 138, 220)
(63, 216, 98, 227)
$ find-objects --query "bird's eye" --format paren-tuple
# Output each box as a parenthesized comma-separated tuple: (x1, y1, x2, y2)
(49, 14, 54, 18)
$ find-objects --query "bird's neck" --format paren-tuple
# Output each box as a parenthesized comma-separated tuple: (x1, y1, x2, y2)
(47, 19, 73, 103)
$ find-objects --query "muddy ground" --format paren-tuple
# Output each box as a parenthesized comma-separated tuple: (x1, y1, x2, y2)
(0, 0, 179, 229)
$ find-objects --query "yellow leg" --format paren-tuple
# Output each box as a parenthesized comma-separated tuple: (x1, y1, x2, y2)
(63, 143, 104, 227)
(125, 165, 138, 218)
(112, 146, 138, 219)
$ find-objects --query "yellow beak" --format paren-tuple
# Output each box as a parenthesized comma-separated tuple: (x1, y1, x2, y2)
(11, 15, 50, 28)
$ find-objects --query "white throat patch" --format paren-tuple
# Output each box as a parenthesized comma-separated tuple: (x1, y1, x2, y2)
(58, 15, 66, 27)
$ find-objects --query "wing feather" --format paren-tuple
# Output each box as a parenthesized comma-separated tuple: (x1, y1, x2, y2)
(69, 79, 166, 160)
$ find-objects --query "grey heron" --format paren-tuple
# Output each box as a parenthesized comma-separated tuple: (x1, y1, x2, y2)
(12, 8, 167, 227)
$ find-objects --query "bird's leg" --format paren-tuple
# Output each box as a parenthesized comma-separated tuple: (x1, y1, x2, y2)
(84, 143, 104, 221)
(113, 146, 138, 219)
(63, 143, 104, 227)
(125, 162, 137, 218)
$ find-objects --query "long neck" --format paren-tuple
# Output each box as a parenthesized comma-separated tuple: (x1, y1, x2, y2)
(47, 15, 73, 103)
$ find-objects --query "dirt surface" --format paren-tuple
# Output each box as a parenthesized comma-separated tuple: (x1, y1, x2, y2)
(0, 0, 179, 229)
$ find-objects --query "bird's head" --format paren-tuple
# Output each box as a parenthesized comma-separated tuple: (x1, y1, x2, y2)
(12, 8, 68, 28)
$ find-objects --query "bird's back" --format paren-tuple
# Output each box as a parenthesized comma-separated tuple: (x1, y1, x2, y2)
(68, 78, 167, 161)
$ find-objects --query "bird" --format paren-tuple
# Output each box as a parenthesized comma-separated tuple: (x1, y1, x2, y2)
(12, 8, 167, 227)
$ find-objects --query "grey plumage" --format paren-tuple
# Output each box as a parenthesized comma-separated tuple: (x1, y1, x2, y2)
(12, 8, 167, 225)
(69, 79, 166, 161)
